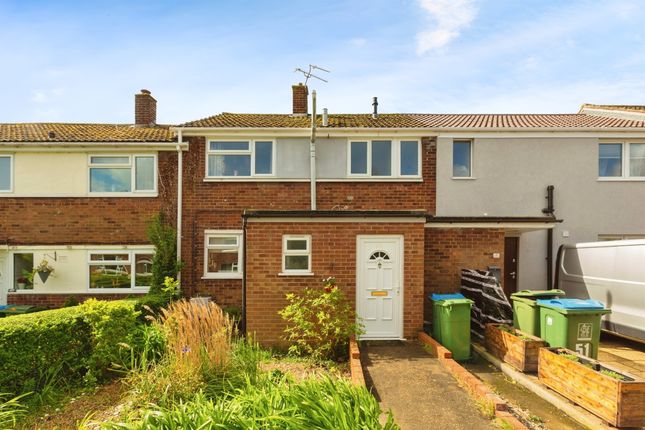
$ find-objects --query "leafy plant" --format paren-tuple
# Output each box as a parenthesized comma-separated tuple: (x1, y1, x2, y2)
(146, 212, 182, 294)
(600, 369, 627, 381)
(280, 278, 363, 361)
(102, 375, 398, 430)
(62, 296, 80, 307)
(0, 393, 28, 429)
(35, 259, 55, 273)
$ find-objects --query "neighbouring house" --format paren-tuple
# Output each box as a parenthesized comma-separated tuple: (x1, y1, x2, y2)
(1, 85, 644, 345)
(0, 90, 183, 307)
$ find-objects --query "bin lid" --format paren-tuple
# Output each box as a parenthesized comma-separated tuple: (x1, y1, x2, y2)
(438, 298, 474, 306)
(511, 289, 566, 298)
(430, 293, 465, 301)
(536, 298, 605, 310)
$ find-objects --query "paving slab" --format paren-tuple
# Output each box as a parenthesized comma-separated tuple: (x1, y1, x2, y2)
(598, 333, 645, 379)
(361, 341, 494, 430)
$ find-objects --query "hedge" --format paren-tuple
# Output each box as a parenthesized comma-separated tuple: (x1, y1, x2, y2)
(0, 299, 141, 396)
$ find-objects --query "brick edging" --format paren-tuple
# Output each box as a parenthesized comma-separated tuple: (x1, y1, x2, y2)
(349, 337, 366, 386)
(418, 332, 528, 430)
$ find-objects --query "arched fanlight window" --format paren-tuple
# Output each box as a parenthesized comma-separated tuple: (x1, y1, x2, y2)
(369, 251, 390, 261)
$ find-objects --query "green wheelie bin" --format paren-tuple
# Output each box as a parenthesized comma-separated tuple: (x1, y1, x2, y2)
(430, 293, 466, 344)
(537, 299, 611, 359)
(510, 289, 565, 337)
(431, 294, 473, 361)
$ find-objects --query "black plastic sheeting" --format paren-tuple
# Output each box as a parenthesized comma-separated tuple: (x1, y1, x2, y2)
(460, 268, 513, 342)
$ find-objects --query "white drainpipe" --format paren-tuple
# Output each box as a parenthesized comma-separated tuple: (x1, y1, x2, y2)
(176, 129, 183, 282)
(310, 90, 317, 210)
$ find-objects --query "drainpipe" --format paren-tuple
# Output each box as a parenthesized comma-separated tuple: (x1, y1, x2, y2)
(310, 90, 317, 210)
(241, 214, 247, 334)
(176, 129, 183, 283)
(542, 185, 555, 289)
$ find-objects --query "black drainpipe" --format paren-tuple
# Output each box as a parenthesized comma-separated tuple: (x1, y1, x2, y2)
(542, 185, 555, 289)
(241, 213, 248, 335)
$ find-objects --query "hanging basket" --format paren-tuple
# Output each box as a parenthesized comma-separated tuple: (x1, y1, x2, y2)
(38, 270, 52, 283)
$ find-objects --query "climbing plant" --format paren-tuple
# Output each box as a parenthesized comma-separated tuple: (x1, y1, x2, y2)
(147, 212, 182, 294)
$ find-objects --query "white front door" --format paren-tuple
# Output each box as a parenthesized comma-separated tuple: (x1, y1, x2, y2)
(0, 253, 7, 305)
(357, 235, 403, 339)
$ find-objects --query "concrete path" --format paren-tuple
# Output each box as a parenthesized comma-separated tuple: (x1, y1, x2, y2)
(598, 333, 645, 379)
(361, 341, 494, 430)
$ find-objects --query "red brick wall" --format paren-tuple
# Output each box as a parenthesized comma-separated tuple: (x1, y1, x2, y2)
(245, 221, 425, 346)
(0, 151, 177, 246)
(180, 136, 436, 306)
(7, 292, 145, 308)
(292, 84, 308, 115)
(424, 228, 505, 321)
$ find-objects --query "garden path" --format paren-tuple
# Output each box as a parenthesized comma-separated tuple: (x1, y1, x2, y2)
(361, 341, 494, 430)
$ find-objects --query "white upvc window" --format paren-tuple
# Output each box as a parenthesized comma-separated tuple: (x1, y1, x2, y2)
(88, 250, 153, 291)
(204, 230, 243, 279)
(599, 142, 645, 179)
(452, 139, 473, 178)
(598, 234, 645, 241)
(281, 235, 312, 274)
(347, 139, 420, 178)
(88, 154, 157, 194)
(206, 140, 275, 178)
(0, 154, 13, 192)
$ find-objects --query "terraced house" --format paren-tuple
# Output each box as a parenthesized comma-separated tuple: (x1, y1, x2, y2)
(2, 85, 644, 344)
(0, 90, 183, 307)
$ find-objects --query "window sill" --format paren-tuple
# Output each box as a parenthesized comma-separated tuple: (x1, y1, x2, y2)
(451, 176, 476, 180)
(322, 178, 423, 182)
(202, 274, 243, 280)
(278, 272, 315, 277)
(597, 177, 645, 182)
(88, 193, 159, 198)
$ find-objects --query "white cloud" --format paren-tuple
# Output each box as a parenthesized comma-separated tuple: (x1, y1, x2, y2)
(416, 0, 477, 54)
(349, 37, 367, 47)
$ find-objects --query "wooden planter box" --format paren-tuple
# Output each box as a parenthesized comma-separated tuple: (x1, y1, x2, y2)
(539, 347, 645, 428)
(485, 323, 546, 372)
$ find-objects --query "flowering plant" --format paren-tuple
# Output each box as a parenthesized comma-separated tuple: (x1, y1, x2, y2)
(322, 276, 337, 293)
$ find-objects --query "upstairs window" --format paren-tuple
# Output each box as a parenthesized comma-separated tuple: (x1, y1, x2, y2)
(0, 155, 12, 192)
(207, 140, 274, 177)
(204, 230, 243, 278)
(348, 139, 420, 178)
(599, 142, 645, 179)
(452, 140, 472, 178)
(89, 155, 156, 194)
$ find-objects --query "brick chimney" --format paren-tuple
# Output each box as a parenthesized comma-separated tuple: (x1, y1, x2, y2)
(292, 83, 308, 115)
(135, 89, 157, 126)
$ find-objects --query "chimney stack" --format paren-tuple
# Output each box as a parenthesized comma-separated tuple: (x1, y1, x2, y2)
(292, 83, 308, 115)
(135, 89, 157, 126)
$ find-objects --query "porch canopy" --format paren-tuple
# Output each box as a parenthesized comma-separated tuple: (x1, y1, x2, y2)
(424, 216, 561, 234)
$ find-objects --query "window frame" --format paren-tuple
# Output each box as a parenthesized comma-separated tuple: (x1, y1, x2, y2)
(452, 139, 474, 179)
(87, 154, 158, 196)
(205, 139, 276, 179)
(281, 235, 312, 275)
(598, 142, 645, 181)
(346, 139, 421, 179)
(203, 230, 244, 279)
(87, 250, 154, 292)
(11, 252, 34, 291)
(0, 154, 14, 193)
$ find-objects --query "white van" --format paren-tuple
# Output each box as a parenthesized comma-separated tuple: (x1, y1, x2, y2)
(556, 239, 645, 342)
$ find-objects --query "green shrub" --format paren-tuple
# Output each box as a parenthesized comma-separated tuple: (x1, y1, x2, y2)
(279, 277, 363, 361)
(79, 299, 141, 383)
(0, 393, 28, 429)
(147, 213, 182, 294)
(0, 300, 142, 395)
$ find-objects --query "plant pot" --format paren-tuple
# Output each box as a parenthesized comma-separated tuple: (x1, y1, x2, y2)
(37, 270, 52, 283)
(485, 323, 547, 372)
(538, 347, 645, 427)
(17, 283, 26, 289)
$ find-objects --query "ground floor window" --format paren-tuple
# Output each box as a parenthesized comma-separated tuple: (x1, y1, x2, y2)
(282, 235, 312, 274)
(204, 230, 243, 278)
(88, 251, 153, 290)
(598, 234, 645, 241)
(13, 253, 34, 290)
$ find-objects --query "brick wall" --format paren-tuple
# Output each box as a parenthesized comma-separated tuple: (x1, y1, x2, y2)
(424, 228, 505, 320)
(245, 221, 425, 346)
(0, 151, 177, 245)
(292, 84, 308, 114)
(7, 292, 145, 308)
(180, 136, 436, 306)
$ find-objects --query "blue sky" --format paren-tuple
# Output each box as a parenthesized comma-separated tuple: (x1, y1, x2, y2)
(2, 0, 645, 124)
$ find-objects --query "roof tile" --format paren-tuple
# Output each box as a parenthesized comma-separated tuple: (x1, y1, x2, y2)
(0, 123, 174, 142)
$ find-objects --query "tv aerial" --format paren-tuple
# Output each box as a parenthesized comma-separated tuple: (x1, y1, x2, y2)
(294, 64, 330, 84)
